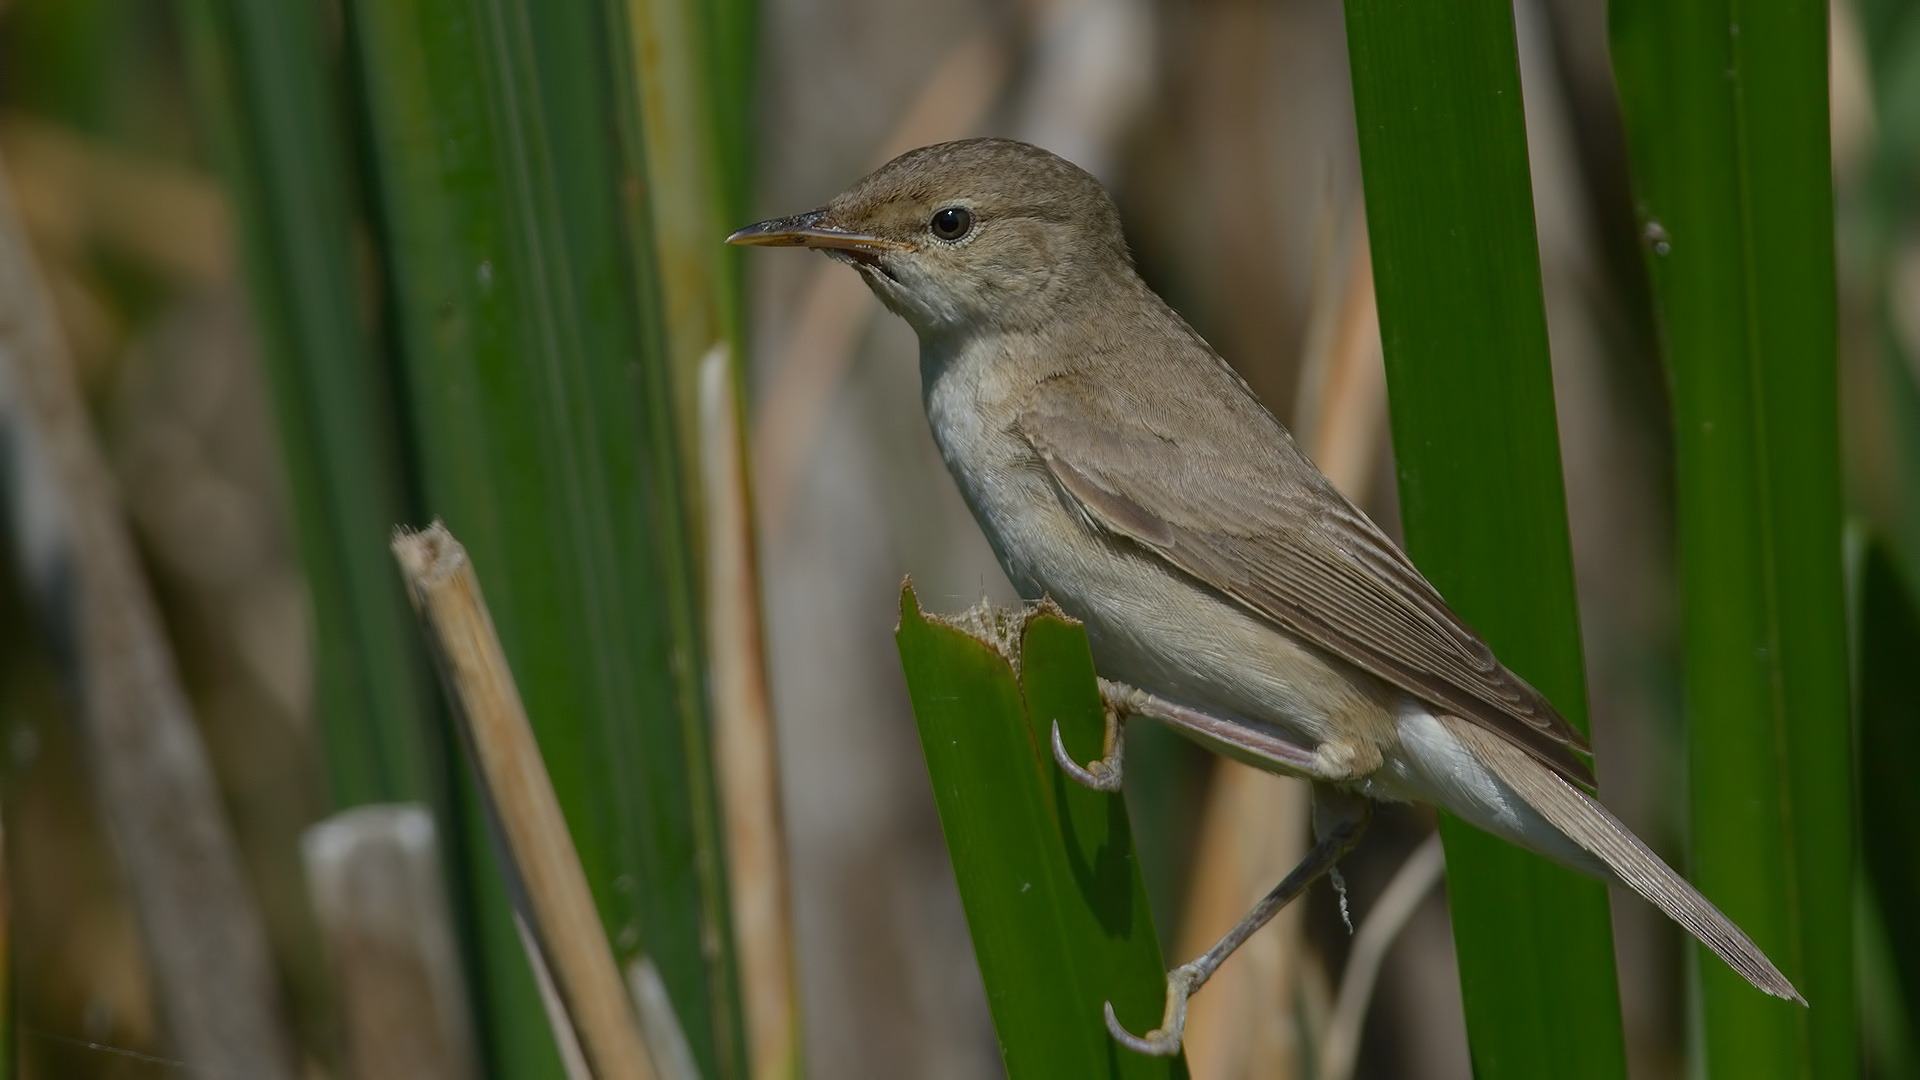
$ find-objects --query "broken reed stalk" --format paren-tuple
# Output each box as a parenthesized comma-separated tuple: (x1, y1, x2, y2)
(0, 153, 298, 1078)
(392, 523, 658, 1080)
(303, 804, 482, 1080)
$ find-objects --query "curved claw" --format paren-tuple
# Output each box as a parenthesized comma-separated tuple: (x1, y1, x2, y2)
(1051, 720, 1123, 792)
(1103, 963, 1196, 1057)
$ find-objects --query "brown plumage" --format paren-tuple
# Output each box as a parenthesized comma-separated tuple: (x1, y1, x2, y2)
(730, 137, 1802, 1051)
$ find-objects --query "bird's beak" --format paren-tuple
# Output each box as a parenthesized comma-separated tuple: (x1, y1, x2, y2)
(725, 209, 909, 257)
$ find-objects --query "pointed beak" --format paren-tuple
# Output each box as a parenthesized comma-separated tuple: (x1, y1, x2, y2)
(725, 209, 910, 256)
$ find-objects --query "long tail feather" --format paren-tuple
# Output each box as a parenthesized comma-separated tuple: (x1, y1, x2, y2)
(1442, 716, 1804, 1005)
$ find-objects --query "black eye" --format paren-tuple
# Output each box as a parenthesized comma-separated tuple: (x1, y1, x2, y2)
(930, 206, 972, 241)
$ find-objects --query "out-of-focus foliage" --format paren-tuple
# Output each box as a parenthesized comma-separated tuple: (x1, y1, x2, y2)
(182, 0, 760, 1074)
(1857, 536, 1920, 1074)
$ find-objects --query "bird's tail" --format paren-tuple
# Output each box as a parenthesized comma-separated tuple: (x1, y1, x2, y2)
(1440, 715, 1805, 1005)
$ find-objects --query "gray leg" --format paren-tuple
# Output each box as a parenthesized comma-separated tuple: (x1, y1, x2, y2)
(1105, 784, 1372, 1057)
(1052, 679, 1323, 794)
(1047, 681, 1131, 793)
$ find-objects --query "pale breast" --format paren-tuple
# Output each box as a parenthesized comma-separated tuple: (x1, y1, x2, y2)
(920, 343, 1399, 763)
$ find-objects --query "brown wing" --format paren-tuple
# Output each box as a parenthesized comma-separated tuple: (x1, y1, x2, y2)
(1018, 370, 1595, 788)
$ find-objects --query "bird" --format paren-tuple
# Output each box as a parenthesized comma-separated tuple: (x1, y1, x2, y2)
(727, 136, 1801, 1056)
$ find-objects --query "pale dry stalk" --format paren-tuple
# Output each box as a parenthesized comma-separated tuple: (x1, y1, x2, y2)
(393, 523, 659, 1080)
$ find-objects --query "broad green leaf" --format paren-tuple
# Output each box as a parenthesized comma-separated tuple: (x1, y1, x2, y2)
(1342, 1, 1627, 1074)
(1610, 0, 1855, 1073)
(895, 585, 1188, 1080)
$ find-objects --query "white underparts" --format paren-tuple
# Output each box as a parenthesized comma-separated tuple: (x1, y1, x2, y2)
(1371, 698, 1606, 878)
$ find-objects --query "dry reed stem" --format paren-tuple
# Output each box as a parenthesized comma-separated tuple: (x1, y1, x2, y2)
(393, 523, 658, 1080)
(620, 0, 731, 482)
(519, 912, 596, 1080)
(304, 804, 482, 1080)
(701, 344, 803, 1080)
(1316, 832, 1445, 1080)
(0, 148, 298, 1079)
(1294, 218, 1387, 498)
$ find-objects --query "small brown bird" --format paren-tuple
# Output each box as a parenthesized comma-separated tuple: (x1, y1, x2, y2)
(730, 137, 1800, 1056)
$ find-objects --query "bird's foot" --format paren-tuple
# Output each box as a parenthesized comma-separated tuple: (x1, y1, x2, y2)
(1103, 961, 1202, 1057)
(1096, 677, 1152, 719)
(1050, 681, 1136, 792)
(1103, 788, 1372, 1058)
(1050, 706, 1124, 793)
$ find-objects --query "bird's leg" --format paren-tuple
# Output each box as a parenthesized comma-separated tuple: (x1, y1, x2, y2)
(1047, 679, 1139, 793)
(1106, 785, 1371, 1057)
(1052, 679, 1322, 793)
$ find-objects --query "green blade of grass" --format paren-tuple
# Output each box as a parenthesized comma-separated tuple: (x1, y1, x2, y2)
(177, 0, 440, 811)
(1609, 1, 1855, 1074)
(1341, 1, 1627, 1075)
(347, 1, 745, 1076)
(895, 585, 1189, 1080)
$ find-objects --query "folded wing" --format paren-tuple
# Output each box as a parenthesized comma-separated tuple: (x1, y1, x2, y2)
(1018, 361, 1595, 788)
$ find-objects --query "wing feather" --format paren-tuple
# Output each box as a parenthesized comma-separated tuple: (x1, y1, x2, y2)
(1020, 372, 1595, 788)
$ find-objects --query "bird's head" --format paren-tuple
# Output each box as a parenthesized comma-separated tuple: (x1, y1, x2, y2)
(728, 138, 1134, 338)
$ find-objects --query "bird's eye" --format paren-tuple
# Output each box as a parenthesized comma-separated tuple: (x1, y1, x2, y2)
(930, 206, 973, 241)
